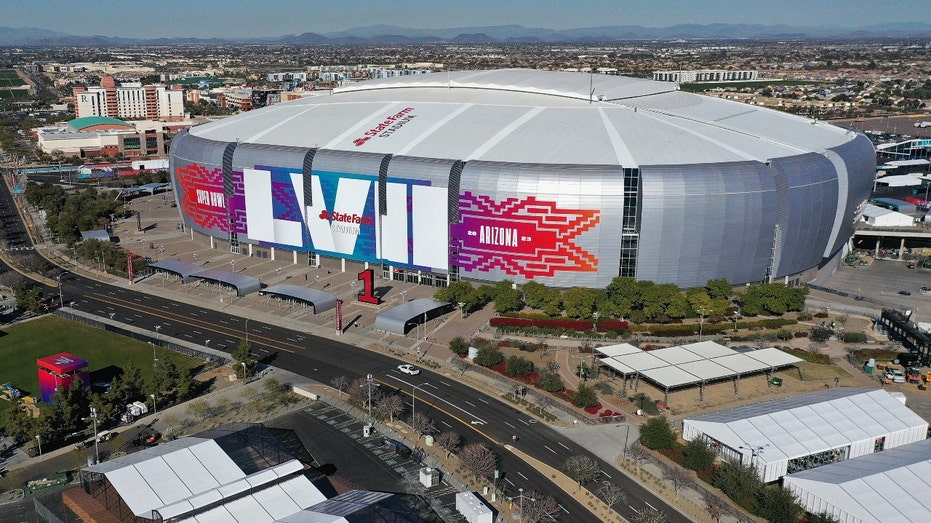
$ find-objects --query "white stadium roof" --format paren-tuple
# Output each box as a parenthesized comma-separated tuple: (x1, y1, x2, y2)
(784, 439, 931, 523)
(597, 341, 802, 389)
(189, 69, 857, 168)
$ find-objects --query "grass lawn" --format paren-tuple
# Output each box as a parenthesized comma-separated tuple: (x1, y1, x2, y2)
(0, 315, 198, 422)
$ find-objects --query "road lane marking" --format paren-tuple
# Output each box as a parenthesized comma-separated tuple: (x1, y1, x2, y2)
(543, 445, 557, 454)
(517, 471, 528, 480)
(504, 422, 516, 428)
(558, 442, 570, 450)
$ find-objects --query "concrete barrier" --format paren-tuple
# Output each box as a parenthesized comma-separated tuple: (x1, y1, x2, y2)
(291, 385, 318, 400)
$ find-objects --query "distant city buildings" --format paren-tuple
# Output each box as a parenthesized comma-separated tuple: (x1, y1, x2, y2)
(73, 75, 185, 121)
(652, 69, 758, 83)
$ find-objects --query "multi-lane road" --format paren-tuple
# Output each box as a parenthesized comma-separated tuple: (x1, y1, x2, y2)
(0, 177, 688, 522)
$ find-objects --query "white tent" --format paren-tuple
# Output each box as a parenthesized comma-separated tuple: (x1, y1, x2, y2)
(861, 204, 915, 227)
(784, 439, 931, 523)
(682, 388, 928, 483)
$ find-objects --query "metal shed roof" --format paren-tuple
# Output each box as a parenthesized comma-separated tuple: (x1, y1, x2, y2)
(261, 284, 339, 314)
(191, 269, 262, 297)
(373, 298, 450, 335)
(149, 260, 205, 282)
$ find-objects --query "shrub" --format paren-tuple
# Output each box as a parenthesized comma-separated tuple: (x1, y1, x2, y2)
(841, 332, 868, 344)
(505, 356, 534, 377)
(810, 327, 833, 343)
(474, 346, 504, 367)
(538, 372, 565, 393)
(573, 383, 599, 408)
(449, 336, 470, 356)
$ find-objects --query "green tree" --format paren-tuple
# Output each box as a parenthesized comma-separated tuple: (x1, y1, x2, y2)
(685, 287, 715, 317)
(639, 416, 676, 450)
(505, 356, 534, 377)
(806, 512, 841, 523)
(563, 287, 597, 319)
(605, 277, 639, 318)
(758, 485, 804, 523)
(435, 281, 484, 312)
(705, 278, 733, 301)
(473, 345, 503, 367)
(682, 437, 717, 472)
(538, 372, 564, 392)
(522, 281, 550, 309)
(232, 339, 256, 378)
(2, 398, 35, 444)
(13, 280, 44, 313)
(572, 383, 599, 408)
(711, 460, 763, 513)
(494, 286, 523, 313)
(739, 283, 809, 316)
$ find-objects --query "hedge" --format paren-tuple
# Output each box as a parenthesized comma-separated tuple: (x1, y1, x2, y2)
(490, 316, 628, 332)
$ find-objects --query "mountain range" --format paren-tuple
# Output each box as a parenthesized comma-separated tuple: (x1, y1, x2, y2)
(2, 22, 931, 47)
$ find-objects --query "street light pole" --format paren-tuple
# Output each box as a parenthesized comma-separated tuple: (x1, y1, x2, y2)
(150, 393, 157, 419)
(365, 374, 374, 421)
(241, 362, 248, 380)
(244, 318, 250, 344)
(88, 407, 99, 463)
(36, 434, 42, 457)
(697, 307, 708, 341)
(57, 272, 66, 306)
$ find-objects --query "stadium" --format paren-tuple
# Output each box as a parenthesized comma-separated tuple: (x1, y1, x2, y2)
(169, 69, 875, 289)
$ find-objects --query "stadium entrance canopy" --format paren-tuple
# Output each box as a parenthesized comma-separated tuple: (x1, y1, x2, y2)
(374, 298, 453, 335)
(147, 261, 260, 296)
(596, 341, 802, 405)
(260, 284, 338, 314)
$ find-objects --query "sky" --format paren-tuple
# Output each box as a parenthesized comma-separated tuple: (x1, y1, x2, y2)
(2, 0, 925, 39)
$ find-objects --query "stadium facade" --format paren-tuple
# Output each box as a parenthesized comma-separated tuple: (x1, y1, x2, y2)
(169, 69, 875, 289)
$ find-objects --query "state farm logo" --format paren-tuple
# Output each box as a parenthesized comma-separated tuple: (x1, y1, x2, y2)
(318, 210, 374, 226)
(353, 107, 416, 147)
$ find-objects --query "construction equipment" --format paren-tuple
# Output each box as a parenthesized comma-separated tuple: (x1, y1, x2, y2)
(907, 367, 922, 383)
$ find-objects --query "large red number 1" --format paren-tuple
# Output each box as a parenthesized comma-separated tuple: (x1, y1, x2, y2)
(357, 269, 380, 304)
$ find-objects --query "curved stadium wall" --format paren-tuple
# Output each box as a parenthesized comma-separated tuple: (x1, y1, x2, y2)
(169, 69, 876, 289)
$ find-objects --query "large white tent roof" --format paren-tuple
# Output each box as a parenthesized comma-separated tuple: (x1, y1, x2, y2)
(684, 388, 929, 467)
(87, 438, 326, 520)
(784, 439, 931, 523)
(597, 341, 802, 389)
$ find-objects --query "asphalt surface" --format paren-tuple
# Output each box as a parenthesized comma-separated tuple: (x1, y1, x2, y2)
(0, 179, 690, 523)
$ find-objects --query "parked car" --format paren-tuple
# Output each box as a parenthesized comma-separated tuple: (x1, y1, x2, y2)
(890, 369, 907, 383)
(381, 437, 412, 458)
(899, 290, 912, 296)
(397, 364, 420, 376)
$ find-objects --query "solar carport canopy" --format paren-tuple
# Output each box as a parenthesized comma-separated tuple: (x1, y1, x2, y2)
(375, 298, 450, 335)
(149, 260, 205, 283)
(598, 341, 803, 389)
(261, 284, 338, 314)
(189, 269, 261, 297)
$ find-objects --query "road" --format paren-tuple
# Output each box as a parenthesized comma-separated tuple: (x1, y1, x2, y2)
(0, 174, 689, 522)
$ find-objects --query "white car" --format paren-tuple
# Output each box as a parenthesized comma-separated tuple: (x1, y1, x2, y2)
(397, 364, 421, 376)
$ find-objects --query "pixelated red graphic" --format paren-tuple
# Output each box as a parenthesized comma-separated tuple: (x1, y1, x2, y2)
(177, 163, 228, 231)
(452, 193, 599, 279)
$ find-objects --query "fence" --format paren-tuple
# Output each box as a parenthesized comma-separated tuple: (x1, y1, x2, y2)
(53, 309, 228, 370)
